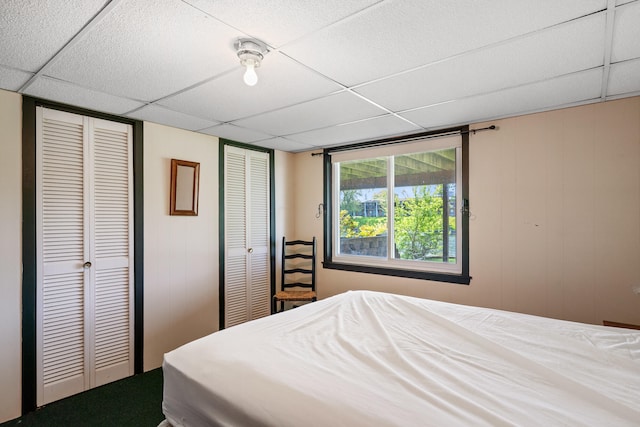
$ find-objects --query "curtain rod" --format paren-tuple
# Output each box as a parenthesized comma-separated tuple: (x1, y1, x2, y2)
(312, 125, 497, 156)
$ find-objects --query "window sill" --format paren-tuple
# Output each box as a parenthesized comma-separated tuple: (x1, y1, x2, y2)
(322, 261, 471, 285)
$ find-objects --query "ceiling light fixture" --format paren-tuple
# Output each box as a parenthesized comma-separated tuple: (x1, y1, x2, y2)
(235, 38, 268, 87)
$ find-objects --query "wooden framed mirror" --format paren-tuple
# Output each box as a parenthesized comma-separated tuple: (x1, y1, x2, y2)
(170, 159, 200, 216)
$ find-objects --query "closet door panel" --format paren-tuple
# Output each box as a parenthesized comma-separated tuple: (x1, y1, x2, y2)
(225, 254, 249, 327)
(37, 108, 87, 405)
(248, 151, 270, 320)
(40, 272, 85, 405)
(224, 147, 249, 327)
(91, 118, 134, 386)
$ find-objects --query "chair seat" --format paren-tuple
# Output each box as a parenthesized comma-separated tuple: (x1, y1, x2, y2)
(274, 290, 317, 301)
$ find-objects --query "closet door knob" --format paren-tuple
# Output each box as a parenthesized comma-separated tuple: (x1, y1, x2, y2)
(247, 248, 254, 254)
(83, 261, 92, 269)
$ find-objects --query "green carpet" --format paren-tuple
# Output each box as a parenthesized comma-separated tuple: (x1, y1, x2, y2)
(1, 369, 164, 427)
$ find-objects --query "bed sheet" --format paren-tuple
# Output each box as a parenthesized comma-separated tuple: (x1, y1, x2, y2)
(162, 290, 640, 426)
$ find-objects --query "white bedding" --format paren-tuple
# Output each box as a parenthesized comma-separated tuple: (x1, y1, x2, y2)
(162, 290, 640, 426)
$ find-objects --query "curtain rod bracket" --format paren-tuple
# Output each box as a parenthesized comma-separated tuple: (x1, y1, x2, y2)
(469, 124, 496, 135)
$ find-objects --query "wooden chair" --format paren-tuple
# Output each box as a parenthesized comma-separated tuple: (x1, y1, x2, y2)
(273, 237, 316, 313)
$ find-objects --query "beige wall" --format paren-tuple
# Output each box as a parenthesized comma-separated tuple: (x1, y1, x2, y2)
(273, 150, 296, 287)
(143, 122, 219, 370)
(292, 151, 326, 241)
(0, 89, 22, 422)
(293, 96, 640, 326)
(469, 97, 640, 324)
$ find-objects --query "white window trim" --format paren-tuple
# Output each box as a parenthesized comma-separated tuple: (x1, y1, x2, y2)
(331, 141, 462, 274)
(323, 126, 471, 285)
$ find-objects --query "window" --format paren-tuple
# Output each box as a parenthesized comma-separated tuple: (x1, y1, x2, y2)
(323, 126, 470, 284)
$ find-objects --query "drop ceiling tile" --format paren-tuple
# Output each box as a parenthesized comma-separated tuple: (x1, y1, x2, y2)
(127, 104, 219, 131)
(0, 0, 107, 72)
(158, 52, 342, 122)
(287, 114, 421, 147)
(400, 68, 603, 129)
(232, 91, 388, 136)
(24, 76, 144, 115)
(0, 65, 32, 91)
(611, 1, 640, 62)
(281, 0, 606, 86)
(46, 0, 240, 101)
(184, 0, 381, 47)
(356, 13, 605, 112)
(253, 137, 316, 153)
(607, 58, 640, 96)
(616, 0, 636, 5)
(200, 123, 273, 143)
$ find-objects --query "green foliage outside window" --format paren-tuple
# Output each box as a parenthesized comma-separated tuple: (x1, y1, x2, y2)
(339, 185, 455, 261)
(339, 210, 360, 238)
(394, 185, 449, 260)
(339, 210, 387, 237)
(358, 220, 387, 237)
(340, 189, 362, 216)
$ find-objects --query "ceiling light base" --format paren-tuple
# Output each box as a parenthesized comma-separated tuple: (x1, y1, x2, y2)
(235, 38, 268, 86)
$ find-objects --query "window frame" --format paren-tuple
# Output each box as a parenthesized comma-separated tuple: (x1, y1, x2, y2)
(322, 125, 471, 285)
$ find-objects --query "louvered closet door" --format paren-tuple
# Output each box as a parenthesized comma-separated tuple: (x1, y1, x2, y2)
(36, 108, 133, 406)
(36, 108, 87, 406)
(247, 150, 270, 319)
(91, 117, 134, 387)
(224, 145, 270, 327)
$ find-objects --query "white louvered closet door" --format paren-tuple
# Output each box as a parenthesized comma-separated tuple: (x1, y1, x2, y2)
(36, 107, 134, 406)
(91, 117, 134, 388)
(224, 145, 270, 328)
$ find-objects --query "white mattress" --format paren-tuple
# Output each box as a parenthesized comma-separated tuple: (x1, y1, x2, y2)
(162, 290, 640, 426)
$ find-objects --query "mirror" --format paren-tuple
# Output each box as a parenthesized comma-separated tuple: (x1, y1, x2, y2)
(170, 159, 200, 216)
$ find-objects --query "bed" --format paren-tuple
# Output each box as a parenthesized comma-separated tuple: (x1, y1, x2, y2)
(161, 290, 640, 426)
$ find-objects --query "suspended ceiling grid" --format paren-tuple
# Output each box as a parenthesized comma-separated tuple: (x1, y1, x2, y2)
(1, 0, 639, 153)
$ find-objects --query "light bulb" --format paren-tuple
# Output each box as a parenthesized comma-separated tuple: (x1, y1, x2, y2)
(243, 62, 258, 86)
